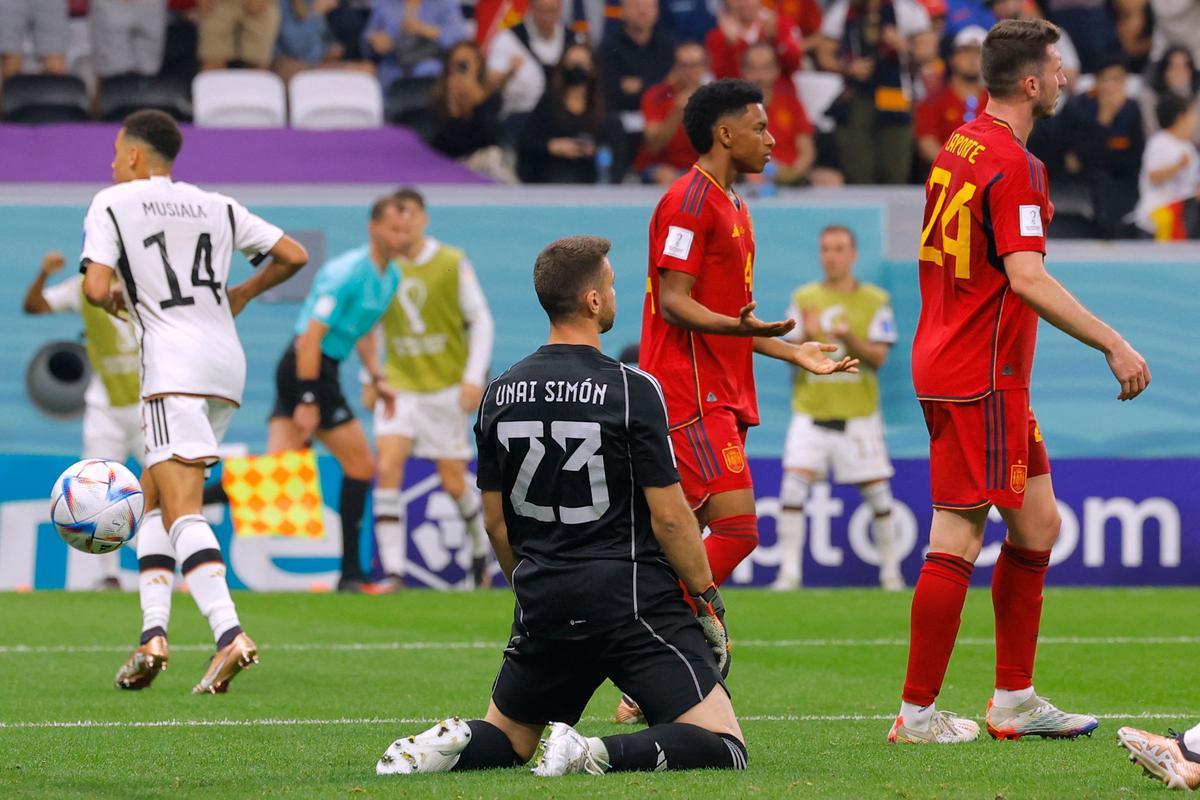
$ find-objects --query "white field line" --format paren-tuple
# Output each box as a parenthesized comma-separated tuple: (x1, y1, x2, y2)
(2, 712, 1197, 731)
(2, 635, 1199, 656)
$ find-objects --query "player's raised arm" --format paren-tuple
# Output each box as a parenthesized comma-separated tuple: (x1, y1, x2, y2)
(1004, 251, 1149, 400)
(22, 252, 67, 314)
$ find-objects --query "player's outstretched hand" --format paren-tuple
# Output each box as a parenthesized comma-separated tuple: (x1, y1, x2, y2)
(1106, 339, 1150, 401)
(736, 302, 797, 338)
(690, 583, 730, 675)
(793, 341, 859, 375)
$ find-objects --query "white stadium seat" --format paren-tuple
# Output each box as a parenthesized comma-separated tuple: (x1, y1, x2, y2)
(288, 70, 384, 130)
(192, 69, 287, 128)
(793, 71, 845, 134)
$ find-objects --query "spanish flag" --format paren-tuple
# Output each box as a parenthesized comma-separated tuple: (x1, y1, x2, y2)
(222, 449, 325, 539)
(1149, 200, 1190, 241)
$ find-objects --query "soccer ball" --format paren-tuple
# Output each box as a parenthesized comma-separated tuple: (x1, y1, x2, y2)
(49, 459, 144, 554)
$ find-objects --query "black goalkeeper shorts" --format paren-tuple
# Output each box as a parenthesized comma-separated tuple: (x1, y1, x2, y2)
(490, 603, 726, 727)
(269, 341, 355, 431)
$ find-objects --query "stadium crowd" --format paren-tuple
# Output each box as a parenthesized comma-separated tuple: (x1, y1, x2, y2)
(3, 0, 1200, 237)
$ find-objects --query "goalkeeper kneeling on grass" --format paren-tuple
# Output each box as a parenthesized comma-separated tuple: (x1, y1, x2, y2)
(375, 236, 747, 776)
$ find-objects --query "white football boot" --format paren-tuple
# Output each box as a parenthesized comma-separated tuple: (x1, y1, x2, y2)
(986, 695, 1099, 740)
(532, 722, 608, 776)
(376, 717, 472, 775)
(1118, 726, 1200, 791)
(888, 709, 980, 743)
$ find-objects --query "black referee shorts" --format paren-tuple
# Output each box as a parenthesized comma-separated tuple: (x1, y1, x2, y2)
(490, 603, 726, 727)
(269, 341, 355, 431)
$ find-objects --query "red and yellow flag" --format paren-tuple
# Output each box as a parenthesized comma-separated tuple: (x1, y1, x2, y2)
(222, 449, 325, 539)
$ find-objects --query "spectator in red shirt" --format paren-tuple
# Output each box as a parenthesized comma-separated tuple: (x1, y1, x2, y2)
(915, 24, 988, 167)
(741, 41, 815, 183)
(705, 0, 803, 80)
(635, 41, 706, 183)
(766, 0, 823, 54)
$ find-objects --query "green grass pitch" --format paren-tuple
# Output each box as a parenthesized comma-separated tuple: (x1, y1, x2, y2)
(1, 587, 1196, 798)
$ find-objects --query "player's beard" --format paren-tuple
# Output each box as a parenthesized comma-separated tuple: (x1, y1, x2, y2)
(1032, 83, 1058, 120)
(599, 308, 615, 333)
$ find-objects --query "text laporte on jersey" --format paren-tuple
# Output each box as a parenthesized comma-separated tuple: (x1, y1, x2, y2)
(493, 379, 608, 406)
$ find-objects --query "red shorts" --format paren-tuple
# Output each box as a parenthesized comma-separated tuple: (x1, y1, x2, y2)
(670, 409, 753, 511)
(920, 389, 1050, 510)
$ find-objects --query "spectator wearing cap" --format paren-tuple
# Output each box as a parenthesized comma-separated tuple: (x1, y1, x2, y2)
(941, 0, 992, 37)
(0, 0, 68, 77)
(914, 25, 987, 168)
(1057, 54, 1145, 238)
(600, 0, 675, 155)
(363, 0, 466, 86)
(487, 0, 577, 134)
(741, 41, 814, 183)
(987, 0, 1080, 91)
(634, 40, 706, 183)
(815, 0, 932, 184)
(1134, 93, 1200, 239)
(1139, 46, 1200, 143)
(89, 0, 167, 78)
(706, 0, 803, 80)
(198, 0, 283, 71)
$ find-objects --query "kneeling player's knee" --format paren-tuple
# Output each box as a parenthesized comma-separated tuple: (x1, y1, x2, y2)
(779, 472, 811, 511)
(860, 481, 894, 517)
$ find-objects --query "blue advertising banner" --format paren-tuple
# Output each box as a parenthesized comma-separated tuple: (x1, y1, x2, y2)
(1, 455, 1193, 591)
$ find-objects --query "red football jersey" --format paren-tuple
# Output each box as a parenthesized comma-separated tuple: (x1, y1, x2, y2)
(912, 113, 1054, 401)
(641, 165, 758, 427)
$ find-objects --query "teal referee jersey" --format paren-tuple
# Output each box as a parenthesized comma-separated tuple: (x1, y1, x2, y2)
(293, 245, 400, 361)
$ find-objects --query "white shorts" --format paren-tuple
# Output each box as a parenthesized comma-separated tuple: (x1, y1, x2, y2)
(783, 411, 894, 485)
(82, 402, 144, 463)
(373, 385, 472, 461)
(142, 395, 237, 469)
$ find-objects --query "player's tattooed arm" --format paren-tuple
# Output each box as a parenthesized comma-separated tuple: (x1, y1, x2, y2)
(753, 336, 859, 375)
(481, 491, 516, 582)
(659, 270, 795, 337)
(1005, 251, 1150, 401)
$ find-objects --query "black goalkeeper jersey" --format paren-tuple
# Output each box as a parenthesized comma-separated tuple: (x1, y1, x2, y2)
(475, 344, 683, 640)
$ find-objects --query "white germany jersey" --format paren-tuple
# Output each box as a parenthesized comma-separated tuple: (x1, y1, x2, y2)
(81, 175, 283, 404)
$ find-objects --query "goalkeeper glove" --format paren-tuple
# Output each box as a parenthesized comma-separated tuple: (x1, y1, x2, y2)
(689, 583, 730, 677)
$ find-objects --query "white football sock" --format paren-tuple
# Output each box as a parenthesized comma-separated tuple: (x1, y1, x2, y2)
(775, 510, 805, 587)
(861, 482, 900, 582)
(135, 510, 173, 636)
(992, 686, 1036, 708)
(456, 489, 489, 558)
(373, 488, 406, 577)
(1184, 723, 1200, 754)
(98, 550, 121, 580)
(170, 514, 240, 645)
(900, 701, 935, 732)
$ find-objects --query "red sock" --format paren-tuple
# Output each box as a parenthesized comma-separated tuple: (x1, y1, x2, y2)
(704, 514, 759, 586)
(902, 552, 974, 707)
(992, 540, 1051, 690)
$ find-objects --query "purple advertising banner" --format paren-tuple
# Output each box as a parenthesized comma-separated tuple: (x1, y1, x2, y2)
(0, 124, 490, 184)
(1, 456, 1194, 590)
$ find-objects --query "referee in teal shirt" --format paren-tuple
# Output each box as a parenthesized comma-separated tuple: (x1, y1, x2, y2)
(267, 193, 408, 592)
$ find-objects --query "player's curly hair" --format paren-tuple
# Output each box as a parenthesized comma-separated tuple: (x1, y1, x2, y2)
(533, 235, 611, 323)
(121, 109, 183, 162)
(683, 79, 764, 154)
(982, 19, 1060, 100)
